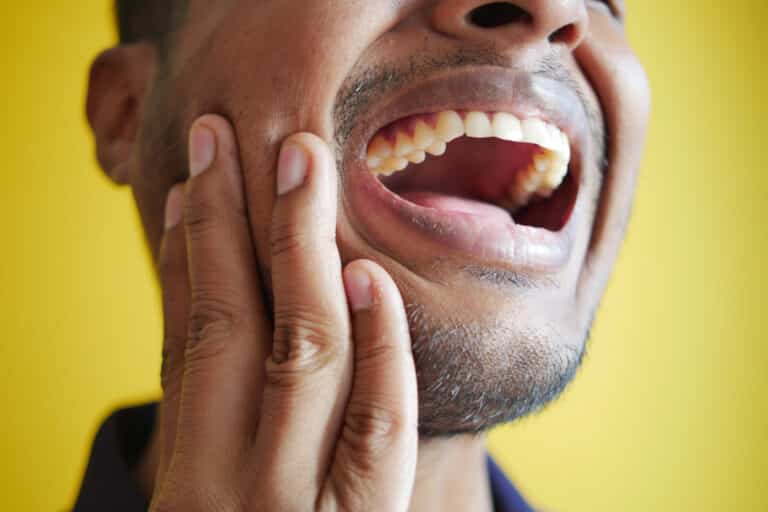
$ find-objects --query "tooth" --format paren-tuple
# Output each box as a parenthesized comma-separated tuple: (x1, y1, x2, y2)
(492, 113, 523, 141)
(524, 175, 542, 193)
(507, 127, 571, 206)
(367, 135, 394, 160)
(508, 163, 548, 209)
(465, 111, 493, 138)
(366, 156, 382, 169)
(413, 120, 436, 149)
(394, 132, 416, 157)
(509, 167, 537, 206)
(377, 157, 409, 176)
(544, 124, 562, 149)
(407, 150, 426, 164)
(521, 118, 552, 148)
(561, 134, 571, 161)
(426, 140, 447, 156)
(392, 157, 409, 171)
(435, 111, 464, 142)
(555, 153, 569, 173)
(545, 164, 568, 188)
(534, 153, 551, 173)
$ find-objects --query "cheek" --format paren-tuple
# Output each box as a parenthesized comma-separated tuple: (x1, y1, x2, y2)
(569, 16, 651, 321)
(205, 2, 403, 140)
(576, 16, 651, 154)
(133, 106, 190, 261)
(176, 2, 405, 273)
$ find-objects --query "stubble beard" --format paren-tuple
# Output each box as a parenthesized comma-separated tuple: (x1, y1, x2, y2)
(406, 301, 588, 437)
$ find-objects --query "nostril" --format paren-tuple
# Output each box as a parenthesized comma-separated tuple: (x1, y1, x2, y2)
(467, 2, 532, 29)
(549, 24, 579, 45)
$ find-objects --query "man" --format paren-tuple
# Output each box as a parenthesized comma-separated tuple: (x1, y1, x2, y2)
(74, 0, 649, 510)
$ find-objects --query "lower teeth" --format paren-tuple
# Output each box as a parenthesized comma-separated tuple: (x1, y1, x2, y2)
(504, 148, 567, 212)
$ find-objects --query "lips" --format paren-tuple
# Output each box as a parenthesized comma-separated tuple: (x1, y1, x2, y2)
(341, 67, 591, 273)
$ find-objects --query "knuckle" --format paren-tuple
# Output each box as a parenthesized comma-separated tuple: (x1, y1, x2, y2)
(343, 399, 404, 464)
(273, 309, 346, 356)
(266, 315, 348, 390)
(270, 219, 336, 260)
(183, 193, 221, 237)
(183, 194, 246, 242)
(326, 471, 369, 512)
(264, 343, 334, 392)
(354, 341, 401, 371)
(186, 294, 239, 350)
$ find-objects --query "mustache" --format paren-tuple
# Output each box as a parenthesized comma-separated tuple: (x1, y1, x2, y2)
(332, 46, 605, 171)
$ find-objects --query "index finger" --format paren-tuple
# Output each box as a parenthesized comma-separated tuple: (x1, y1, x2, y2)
(174, 115, 271, 466)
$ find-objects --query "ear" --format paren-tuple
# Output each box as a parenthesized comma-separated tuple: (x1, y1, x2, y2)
(86, 43, 157, 185)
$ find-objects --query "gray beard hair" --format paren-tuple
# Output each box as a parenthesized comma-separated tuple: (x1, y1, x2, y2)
(407, 302, 587, 437)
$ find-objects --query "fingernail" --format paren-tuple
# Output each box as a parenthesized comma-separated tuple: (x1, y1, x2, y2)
(344, 266, 374, 312)
(189, 124, 216, 177)
(164, 185, 185, 230)
(277, 143, 308, 196)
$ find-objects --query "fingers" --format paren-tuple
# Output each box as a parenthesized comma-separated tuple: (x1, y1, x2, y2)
(253, 134, 353, 496)
(155, 124, 419, 510)
(156, 184, 189, 480)
(324, 261, 418, 512)
(174, 115, 270, 467)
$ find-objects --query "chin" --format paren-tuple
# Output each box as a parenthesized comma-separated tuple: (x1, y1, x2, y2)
(405, 296, 587, 437)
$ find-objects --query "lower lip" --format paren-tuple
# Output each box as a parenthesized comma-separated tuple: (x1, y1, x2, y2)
(347, 166, 574, 272)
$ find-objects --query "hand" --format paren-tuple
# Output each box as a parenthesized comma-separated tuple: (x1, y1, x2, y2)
(151, 115, 418, 511)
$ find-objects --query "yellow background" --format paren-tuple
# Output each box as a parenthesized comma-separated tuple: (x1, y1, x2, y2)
(2, 2, 766, 510)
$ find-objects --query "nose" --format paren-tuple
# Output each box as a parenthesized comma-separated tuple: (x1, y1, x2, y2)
(431, 0, 588, 53)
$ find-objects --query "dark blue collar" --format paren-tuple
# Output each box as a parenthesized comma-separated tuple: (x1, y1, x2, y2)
(487, 456, 536, 512)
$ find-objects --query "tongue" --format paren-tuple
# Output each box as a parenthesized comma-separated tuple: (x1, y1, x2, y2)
(399, 191, 512, 224)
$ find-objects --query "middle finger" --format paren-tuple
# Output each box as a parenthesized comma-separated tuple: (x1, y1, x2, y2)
(253, 133, 352, 499)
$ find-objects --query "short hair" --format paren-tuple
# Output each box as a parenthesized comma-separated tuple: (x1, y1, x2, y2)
(114, 0, 187, 47)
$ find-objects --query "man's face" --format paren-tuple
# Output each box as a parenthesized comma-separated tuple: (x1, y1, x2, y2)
(131, 0, 649, 435)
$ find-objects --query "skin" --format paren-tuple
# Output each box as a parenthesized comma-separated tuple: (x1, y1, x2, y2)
(87, 0, 649, 509)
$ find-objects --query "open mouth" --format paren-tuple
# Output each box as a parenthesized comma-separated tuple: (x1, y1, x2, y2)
(343, 68, 590, 271)
(365, 110, 578, 232)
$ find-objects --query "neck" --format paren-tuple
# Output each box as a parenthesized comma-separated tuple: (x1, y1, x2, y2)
(137, 417, 493, 512)
(410, 435, 494, 512)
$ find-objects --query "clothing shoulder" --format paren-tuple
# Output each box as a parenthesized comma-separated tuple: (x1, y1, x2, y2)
(71, 404, 156, 511)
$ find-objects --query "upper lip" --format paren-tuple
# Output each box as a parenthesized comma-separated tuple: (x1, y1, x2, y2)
(342, 65, 591, 177)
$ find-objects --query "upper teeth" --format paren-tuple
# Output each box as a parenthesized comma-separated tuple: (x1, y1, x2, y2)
(366, 110, 571, 209)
